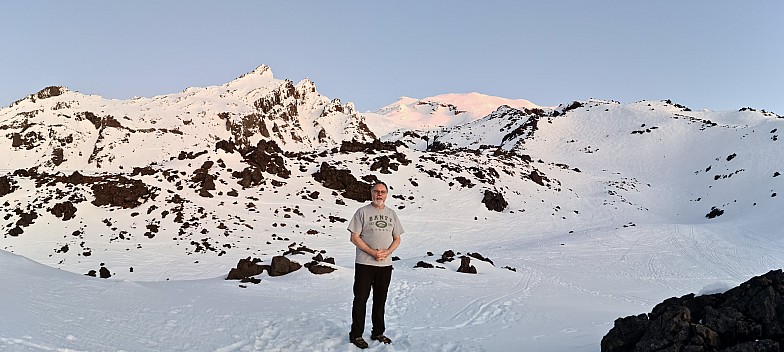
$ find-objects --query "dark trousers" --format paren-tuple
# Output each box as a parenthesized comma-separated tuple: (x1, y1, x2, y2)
(350, 263, 393, 338)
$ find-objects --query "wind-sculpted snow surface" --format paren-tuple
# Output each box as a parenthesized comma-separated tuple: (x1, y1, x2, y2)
(2, 66, 784, 351)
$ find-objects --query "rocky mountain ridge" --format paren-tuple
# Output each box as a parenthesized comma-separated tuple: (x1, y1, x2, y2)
(1, 65, 374, 172)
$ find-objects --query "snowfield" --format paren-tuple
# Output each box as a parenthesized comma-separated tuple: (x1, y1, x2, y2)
(2, 218, 780, 351)
(2, 67, 783, 351)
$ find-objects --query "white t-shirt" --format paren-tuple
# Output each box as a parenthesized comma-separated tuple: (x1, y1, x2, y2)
(348, 203, 404, 267)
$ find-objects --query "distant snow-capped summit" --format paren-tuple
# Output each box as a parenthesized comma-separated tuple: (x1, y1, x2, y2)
(424, 92, 540, 118)
(363, 92, 543, 135)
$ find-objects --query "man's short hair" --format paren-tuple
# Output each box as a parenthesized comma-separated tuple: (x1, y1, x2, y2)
(371, 181, 388, 191)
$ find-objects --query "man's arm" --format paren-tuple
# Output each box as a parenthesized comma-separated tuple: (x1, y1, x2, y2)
(350, 232, 382, 259)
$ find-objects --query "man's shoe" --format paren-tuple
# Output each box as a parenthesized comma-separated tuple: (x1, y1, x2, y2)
(371, 334, 392, 344)
(349, 336, 369, 349)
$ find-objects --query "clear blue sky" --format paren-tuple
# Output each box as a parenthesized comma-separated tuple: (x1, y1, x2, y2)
(1, 1, 782, 113)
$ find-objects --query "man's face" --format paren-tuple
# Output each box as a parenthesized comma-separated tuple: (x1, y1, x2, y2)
(371, 184, 388, 207)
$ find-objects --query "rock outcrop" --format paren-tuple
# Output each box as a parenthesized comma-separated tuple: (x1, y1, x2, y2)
(602, 269, 784, 352)
(91, 176, 153, 209)
(312, 162, 373, 202)
(481, 189, 508, 212)
(268, 256, 301, 277)
(226, 257, 266, 280)
(0, 176, 17, 197)
(457, 256, 477, 274)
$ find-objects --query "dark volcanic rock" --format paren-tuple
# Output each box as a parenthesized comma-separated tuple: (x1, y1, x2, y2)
(240, 277, 261, 284)
(370, 155, 396, 174)
(467, 252, 494, 266)
(601, 269, 784, 352)
(269, 256, 301, 277)
(436, 250, 456, 264)
(339, 139, 398, 153)
(226, 257, 266, 280)
(14, 208, 38, 228)
(529, 170, 545, 186)
(233, 167, 263, 189)
(415, 261, 435, 269)
(9, 226, 23, 237)
(192, 161, 216, 198)
(312, 162, 373, 202)
(91, 176, 153, 209)
(305, 262, 336, 275)
(242, 139, 291, 179)
(215, 139, 236, 154)
(481, 189, 508, 212)
(51, 201, 77, 221)
(11, 133, 23, 148)
(0, 176, 18, 197)
(52, 148, 64, 166)
(99, 266, 111, 279)
(36, 86, 65, 100)
(457, 256, 477, 274)
(706, 206, 725, 219)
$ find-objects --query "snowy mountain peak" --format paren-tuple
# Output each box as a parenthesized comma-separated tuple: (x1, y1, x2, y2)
(364, 92, 544, 135)
(9, 85, 69, 107)
(0, 65, 377, 172)
(248, 64, 274, 78)
(225, 64, 276, 90)
(426, 92, 540, 117)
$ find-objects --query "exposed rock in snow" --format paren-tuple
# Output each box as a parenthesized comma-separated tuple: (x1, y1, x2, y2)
(602, 270, 784, 352)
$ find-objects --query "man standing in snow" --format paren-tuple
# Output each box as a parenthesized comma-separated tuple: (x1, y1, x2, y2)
(348, 181, 404, 349)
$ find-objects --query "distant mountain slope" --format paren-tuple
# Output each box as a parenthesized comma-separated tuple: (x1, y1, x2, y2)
(1, 65, 783, 283)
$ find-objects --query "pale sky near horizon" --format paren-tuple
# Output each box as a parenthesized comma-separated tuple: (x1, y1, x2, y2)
(1, 1, 782, 113)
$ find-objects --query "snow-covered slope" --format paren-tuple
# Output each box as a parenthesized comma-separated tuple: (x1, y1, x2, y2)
(2, 66, 784, 351)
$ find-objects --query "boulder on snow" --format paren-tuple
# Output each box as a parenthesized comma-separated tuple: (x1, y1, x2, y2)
(436, 250, 456, 264)
(601, 269, 784, 352)
(481, 189, 507, 212)
(457, 256, 477, 274)
(99, 266, 111, 279)
(467, 252, 494, 266)
(305, 262, 336, 275)
(415, 261, 435, 269)
(304, 251, 337, 275)
(226, 257, 266, 280)
(269, 256, 301, 277)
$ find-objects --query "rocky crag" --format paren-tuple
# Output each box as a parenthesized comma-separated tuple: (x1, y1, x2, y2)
(602, 269, 784, 352)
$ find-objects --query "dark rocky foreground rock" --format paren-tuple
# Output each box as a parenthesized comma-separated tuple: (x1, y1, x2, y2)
(226, 257, 266, 280)
(601, 269, 784, 352)
(224, 256, 303, 280)
(226, 252, 336, 282)
(457, 256, 477, 274)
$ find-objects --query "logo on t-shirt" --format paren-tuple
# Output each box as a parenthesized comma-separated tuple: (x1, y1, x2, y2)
(369, 214, 392, 231)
